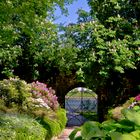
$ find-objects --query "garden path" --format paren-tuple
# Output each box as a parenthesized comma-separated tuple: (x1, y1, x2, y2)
(56, 127, 80, 140)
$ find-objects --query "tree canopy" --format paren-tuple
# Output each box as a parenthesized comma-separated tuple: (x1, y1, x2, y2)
(0, 0, 75, 80)
(0, 0, 140, 121)
(61, 0, 140, 121)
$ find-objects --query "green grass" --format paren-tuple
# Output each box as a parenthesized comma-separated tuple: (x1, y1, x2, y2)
(80, 111, 98, 121)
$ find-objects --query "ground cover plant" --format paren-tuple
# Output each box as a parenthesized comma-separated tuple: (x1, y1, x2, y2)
(0, 78, 67, 140)
(0, 113, 47, 140)
(69, 94, 140, 140)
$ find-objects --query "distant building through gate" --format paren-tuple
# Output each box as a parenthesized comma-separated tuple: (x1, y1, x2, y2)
(65, 87, 98, 126)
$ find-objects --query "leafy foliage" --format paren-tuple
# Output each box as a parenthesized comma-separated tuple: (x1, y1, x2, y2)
(89, 0, 140, 25)
(0, 0, 139, 123)
(0, 78, 67, 139)
(65, 17, 139, 89)
(69, 108, 140, 140)
(0, 78, 31, 108)
(62, 0, 140, 121)
(0, 113, 46, 140)
(37, 108, 67, 139)
(107, 95, 140, 120)
(0, 0, 76, 81)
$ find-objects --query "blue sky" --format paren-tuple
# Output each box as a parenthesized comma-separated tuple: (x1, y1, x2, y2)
(54, 0, 90, 25)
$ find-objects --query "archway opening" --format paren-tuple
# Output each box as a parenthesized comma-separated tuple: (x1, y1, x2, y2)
(65, 87, 98, 126)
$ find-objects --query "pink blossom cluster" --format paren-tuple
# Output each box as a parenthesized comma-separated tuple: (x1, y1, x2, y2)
(31, 81, 59, 110)
(128, 94, 140, 109)
(135, 94, 140, 101)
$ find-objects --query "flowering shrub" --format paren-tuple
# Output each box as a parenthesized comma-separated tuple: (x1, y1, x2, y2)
(31, 81, 59, 110)
(135, 94, 140, 101)
(0, 79, 67, 139)
(128, 94, 140, 109)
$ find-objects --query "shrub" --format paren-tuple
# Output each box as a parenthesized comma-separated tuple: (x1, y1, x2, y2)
(107, 94, 140, 120)
(31, 81, 59, 110)
(0, 78, 31, 109)
(56, 108, 67, 130)
(0, 113, 46, 140)
(37, 108, 67, 139)
(28, 81, 67, 139)
(0, 79, 67, 139)
(43, 116, 61, 138)
(0, 79, 60, 114)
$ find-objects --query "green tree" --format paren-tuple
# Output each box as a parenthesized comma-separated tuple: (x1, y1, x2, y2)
(64, 0, 140, 121)
(35, 31, 80, 105)
(0, 0, 74, 80)
(0, 0, 82, 107)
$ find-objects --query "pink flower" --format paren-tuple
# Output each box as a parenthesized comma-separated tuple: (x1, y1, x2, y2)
(30, 81, 59, 110)
(135, 94, 140, 101)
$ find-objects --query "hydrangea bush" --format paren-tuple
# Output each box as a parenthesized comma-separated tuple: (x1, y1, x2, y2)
(31, 81, 59, 110)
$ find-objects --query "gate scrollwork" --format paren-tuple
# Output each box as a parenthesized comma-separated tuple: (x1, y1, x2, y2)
(65, 87, 98, 126)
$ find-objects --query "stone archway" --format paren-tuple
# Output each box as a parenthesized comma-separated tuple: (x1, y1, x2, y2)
(65, 87, 98, 126)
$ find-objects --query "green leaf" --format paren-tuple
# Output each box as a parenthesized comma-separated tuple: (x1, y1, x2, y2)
(122, 109, 140, 126)
(81, 121, 105, 140)
(133, 40, 140, 45)
(69, 127, 81, 140)
(130, 130, 140, 139)
(133, 106, 140, 111)
(101, 120, 117, 131)
(114, 66, 124, 73)
(118, 134, 137, 140)
(74, 136, 83, 140)
(118, 119, 135, 132)
(110, 132, 123, 140)
(110, 132, 137, 140)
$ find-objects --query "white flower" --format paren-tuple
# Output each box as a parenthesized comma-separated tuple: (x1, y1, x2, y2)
(33, 98, 50, 109)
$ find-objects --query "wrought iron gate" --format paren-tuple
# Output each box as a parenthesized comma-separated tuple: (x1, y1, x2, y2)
(65, 87, 97, 126)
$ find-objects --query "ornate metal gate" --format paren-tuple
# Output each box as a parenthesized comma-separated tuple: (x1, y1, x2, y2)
(65, 87, 97, 126)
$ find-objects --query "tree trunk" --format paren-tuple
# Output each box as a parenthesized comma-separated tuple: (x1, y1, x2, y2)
(96, 87, 108, 122)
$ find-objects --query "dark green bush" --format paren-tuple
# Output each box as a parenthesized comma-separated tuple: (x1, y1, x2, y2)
(43, 117, 61, 138)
